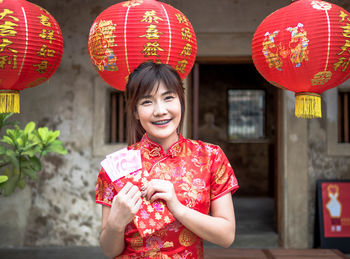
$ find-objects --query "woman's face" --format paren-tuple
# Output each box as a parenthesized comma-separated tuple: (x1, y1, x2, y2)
(135, 81, 181, 148)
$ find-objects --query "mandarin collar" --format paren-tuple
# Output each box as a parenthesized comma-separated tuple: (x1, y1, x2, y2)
(141, 133, 184, 158)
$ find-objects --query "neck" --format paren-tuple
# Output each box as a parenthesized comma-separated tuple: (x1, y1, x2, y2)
(148, 133, 179, 154)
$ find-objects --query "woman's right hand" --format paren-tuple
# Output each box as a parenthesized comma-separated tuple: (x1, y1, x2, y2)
(107, 182, 142, 231)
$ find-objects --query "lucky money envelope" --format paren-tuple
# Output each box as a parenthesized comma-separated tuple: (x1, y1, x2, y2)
(101, 148, 175, 237)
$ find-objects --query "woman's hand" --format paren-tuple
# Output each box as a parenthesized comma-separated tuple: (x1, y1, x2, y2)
(107, 182, 142, 231)
(141, 179, 183, 215)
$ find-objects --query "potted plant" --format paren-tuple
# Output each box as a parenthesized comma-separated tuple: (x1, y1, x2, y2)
(0, 113, 67, 196)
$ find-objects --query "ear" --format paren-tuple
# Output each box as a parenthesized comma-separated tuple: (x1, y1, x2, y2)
(134, 110, 139, 120)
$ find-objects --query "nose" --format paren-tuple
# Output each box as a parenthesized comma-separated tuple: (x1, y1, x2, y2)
(153, 101, 167, 116)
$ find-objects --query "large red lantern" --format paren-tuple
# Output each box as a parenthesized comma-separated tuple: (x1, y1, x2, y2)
(0, 0, 63, 113)
(252, 0, 350, 118)
(88, 0, 197, 91)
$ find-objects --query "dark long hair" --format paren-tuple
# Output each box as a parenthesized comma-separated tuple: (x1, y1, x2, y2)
(125, 62, 185, 145)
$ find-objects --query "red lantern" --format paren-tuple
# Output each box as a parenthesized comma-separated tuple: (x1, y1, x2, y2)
(252, 0, 350, 118)
(0, 0, 63, 113)
(88, 0, 197, 91)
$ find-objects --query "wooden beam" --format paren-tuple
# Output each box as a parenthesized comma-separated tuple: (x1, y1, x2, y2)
(344, 92, 349, 143)
(118, 94, 125, 143)
(196, 56, 252, 64)
(110, 93, 117, 143)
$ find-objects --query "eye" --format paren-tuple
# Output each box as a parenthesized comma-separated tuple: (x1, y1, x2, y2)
(139, 99, 152, 105)
(164, 94, 175, 101)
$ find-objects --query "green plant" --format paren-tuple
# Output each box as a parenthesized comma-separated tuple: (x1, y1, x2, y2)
(0, 113, 67, 196)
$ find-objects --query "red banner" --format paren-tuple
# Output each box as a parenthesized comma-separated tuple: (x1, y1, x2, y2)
(322, 182, 350, 237)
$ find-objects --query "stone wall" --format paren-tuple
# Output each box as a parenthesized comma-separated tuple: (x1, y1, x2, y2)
(0, 0, 111, 246)
(307, 105, 350, 246)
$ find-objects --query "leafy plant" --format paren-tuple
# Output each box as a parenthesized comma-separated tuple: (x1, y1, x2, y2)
(0, 113, 67, 196)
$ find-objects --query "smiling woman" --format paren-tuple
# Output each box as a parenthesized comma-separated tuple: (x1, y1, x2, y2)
(125, 62, 186, 147)
(95, 61, 239, 258)
(135, 82, 182, 153)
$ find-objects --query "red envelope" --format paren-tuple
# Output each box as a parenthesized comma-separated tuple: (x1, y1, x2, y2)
(112, 169, 175, 237)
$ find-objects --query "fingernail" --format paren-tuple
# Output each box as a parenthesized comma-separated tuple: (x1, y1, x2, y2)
(141, 186, 145, 191)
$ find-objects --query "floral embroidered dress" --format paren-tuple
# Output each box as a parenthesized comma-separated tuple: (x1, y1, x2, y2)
(96, 134, 239, 258)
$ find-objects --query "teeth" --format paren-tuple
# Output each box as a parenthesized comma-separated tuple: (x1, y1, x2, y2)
(153, 119, 170, 125)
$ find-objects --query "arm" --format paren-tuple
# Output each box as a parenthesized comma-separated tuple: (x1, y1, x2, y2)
(99, 205, 125, 258)
(174, 192, 235, 247)
(142, 180, 236, 248)
(99, 182, 142, 258)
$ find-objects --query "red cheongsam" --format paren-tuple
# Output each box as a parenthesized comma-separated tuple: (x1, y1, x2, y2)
(96, 134, 239, 258)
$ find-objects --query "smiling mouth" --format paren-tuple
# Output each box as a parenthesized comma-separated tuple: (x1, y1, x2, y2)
(152, 119, 171, 125)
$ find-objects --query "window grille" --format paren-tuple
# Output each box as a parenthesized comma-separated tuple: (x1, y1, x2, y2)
(338, 91, 350, 143)
(228, 90, 265, 141)
(110, 92, 127, 143)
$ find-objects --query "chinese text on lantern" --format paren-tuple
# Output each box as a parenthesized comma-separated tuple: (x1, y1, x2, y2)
(176, 13, 192, 74)
(33, 12, 56, 74)
(0, 8, 19, 70)
(334, 11, 350, 72)
(140, 10, 164, 57)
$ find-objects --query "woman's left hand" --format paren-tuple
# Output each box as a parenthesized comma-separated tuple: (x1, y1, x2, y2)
(141, 179, 183, 214)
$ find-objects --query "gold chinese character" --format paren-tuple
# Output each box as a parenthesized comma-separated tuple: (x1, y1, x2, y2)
(0, 9, 19, 22)
(0, 56, 8, 69)
(175, 13, 188, 26)
(180, 43, 192, 57)
(338, 40, 350, 55)
(141, 42, 164, 57)
(334, 57, 350, 72)
(139, 24, 163, 40)
(33, 60, 49, 74)
(37, 45, 56, 58)
(26, 77, 46, 88)
(181, 27, 192, 41)
(37, 14, 51, 27)
(339, 10, 350, 23)
(0, 38, 17, 53)
(176, 59, 188, 74)
(0, 55, 17, 69)
(311, 71, 332, 86)
(40, 8, 51, 16)
(39, 29, 55, 44)
(141, 10, 163, 23)
(341, 24, 350, 38)
(8, 54, 17, 69)
(0, 21, 18, 37)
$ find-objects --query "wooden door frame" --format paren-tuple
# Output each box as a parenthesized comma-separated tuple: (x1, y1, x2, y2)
(190, 56, 283, 246)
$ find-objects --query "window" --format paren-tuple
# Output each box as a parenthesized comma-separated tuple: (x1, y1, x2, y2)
(110, 91, 127, 143)
(326, 84, 350, 156)
(228, 90, 265, 141)
(338, 91, 350, 143)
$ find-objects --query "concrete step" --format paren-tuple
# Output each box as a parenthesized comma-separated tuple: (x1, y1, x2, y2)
(0, 247, 108, 259)
(204, 231, 279, 249)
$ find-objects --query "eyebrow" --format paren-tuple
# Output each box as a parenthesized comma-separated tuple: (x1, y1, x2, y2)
(140, 90, 176, 99)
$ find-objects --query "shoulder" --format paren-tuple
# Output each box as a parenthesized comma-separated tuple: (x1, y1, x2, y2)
(127, 141, 142, 151)
(183, 138, 222, 156)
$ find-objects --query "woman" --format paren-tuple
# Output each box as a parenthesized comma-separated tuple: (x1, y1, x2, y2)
(96, 62, 239, 258)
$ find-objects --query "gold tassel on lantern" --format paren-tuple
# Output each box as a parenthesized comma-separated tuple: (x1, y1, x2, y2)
(0, 91, 20, 113)
(295, 92, 321, 118)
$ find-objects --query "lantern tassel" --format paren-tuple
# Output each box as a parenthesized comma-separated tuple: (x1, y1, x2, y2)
(295, 92, 321, 118)
(0, 91, 20, 113)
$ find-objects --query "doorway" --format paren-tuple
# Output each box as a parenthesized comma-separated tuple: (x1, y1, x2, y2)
(191, 60, 280, 247)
